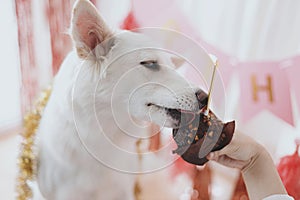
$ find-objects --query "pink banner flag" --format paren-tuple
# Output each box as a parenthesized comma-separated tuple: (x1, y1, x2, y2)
(238, 62, 294, 125)
(282, 56, 300, 112)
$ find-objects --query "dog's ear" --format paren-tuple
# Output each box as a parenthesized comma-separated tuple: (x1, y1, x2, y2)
(71, 0, 113, 59)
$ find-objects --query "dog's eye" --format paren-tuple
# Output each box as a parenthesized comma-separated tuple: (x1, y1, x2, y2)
(140, 60, 159, 70)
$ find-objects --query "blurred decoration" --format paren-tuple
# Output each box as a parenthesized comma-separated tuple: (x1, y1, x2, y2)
(46, 0, 74, 75)
(16, 87, 51, 200)
(231, 174, 249, 200)
(120, 0, 140, 31)
(90, 0, 97, 5)
(15, 0, 97, 115)
(171, 158, 211, 200)
(148, 123, 161, 152)
(192, 165, 211, 200)
(283, 56, 300, 111)
(171, 157, 195, 178)
(277, 140, 300, 200)
(120, 11, 140, 30)
(15, 0, 38, 116)
(170, 158, 211, 199)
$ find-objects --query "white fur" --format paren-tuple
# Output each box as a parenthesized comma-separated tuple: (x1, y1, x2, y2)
(35, 0, 201, 199)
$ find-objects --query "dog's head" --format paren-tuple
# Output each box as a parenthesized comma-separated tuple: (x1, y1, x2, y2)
(70, 0, 207, 129)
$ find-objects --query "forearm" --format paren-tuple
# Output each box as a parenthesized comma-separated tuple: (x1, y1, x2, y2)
(242, 149, 287, 200)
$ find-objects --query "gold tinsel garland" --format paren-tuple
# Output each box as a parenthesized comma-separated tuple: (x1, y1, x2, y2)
(16, 88, 51, 200)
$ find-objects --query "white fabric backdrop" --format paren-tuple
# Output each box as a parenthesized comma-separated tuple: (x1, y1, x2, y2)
(181, 0, 300, 61)
(0, 1, 21, 131)
(98, 0, 300, 61)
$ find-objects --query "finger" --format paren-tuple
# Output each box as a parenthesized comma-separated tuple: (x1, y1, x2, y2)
(213, 144, 234, 156)
(209, 154, 246, 169)
(207, 152, 245, 169)
(210, 132, 252, 160)
(206, 141, 239, 159)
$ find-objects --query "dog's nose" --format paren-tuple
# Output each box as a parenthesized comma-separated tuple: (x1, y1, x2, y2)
(195, 90, 208, 109)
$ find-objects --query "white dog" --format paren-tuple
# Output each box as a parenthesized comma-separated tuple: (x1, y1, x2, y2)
(36, 0, 204, 199)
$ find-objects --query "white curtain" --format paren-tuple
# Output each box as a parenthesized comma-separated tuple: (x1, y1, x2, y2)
(181, 0, 300, 61)
(0, 1, 21, 131)
(98, 0, 300, 61)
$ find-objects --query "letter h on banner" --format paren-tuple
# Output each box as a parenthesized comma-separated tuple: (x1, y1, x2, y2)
(251, 74, 273, 103)
(239, 62, 294, 126)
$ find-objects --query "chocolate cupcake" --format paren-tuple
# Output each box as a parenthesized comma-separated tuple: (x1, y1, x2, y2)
(172, 92, 235, 165)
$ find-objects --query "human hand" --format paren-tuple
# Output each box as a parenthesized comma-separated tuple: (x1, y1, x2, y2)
(207, 131, 288, 200)
(206, 132, 264, 171)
